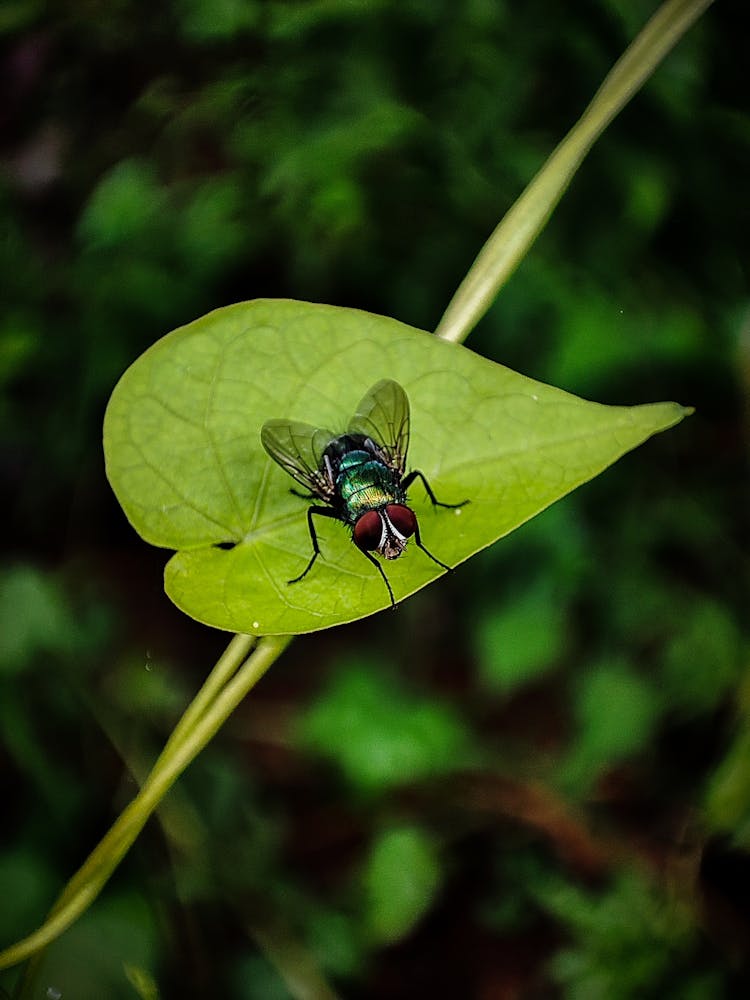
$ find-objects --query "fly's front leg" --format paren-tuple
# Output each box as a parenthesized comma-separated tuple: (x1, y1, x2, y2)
(360, 549, 397, 608)
(289, 506, 339, 585)
(401, 470, 469, 509)
(412, 519, 451, 573)
(403, 474, 466, 575)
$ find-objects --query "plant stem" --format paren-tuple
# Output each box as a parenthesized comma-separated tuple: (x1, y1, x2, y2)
(0, 634, 290, 975)
(434, 0, 715, 346)
(155, 631, 256, 766)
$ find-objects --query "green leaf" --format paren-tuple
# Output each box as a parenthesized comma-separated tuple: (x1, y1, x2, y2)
(538, 872, 696, 998)
(475, 581, 567, 692)
(0, 849, 56, 943)
(563, 659, 659, 790)
(298, 661, 472, 793)
(176, 0, 259, 40)
(0, 565, 76, 674)
(40, 891, 158, 999)
(362, 827, 441, 945)
(77, 160, 165, 249)
(660, 599, 743, 715)
(103, 299, 690, 634)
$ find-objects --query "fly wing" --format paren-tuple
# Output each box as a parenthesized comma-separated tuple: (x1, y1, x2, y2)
(348, 379, 410, 474)
(261, 420, 337, 501)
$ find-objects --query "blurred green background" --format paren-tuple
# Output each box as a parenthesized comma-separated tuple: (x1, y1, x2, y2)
(1, 0, 748, 997)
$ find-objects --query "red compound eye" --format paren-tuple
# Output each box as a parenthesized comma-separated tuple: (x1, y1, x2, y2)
(385, 504, 417, 538)
(353, 510, 383, 551)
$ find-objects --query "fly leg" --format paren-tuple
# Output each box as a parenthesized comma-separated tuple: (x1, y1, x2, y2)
(289, 506, 339, 585)
(360, 549, 397, 609)
(401, 470, 469, 509)
(412, 520, 451, 573)
(292, 507, 398, 609)
(401, 471, 467, 575)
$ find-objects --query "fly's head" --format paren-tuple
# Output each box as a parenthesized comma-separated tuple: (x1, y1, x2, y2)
(353, 504, 417, 561)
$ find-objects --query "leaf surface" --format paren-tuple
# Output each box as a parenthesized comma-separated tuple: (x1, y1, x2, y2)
(103, 299, 689, 634)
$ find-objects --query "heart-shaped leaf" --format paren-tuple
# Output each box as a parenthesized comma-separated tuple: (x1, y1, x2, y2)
(103, 299, 689, 634)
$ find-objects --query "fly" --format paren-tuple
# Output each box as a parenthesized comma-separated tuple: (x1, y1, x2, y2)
(261, 379, 468, 607)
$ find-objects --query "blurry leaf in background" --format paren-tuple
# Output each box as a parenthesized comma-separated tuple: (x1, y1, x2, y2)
(38, 892, 158, 1000)
(298, 660, 473, 794)
(620, 153, 673, 235)
(0, 565, 96, 815)
(74, 162, 250, 333)
(76, 160, 166, 250)
(176, 753, 285, 902)
(563, 658, 660, 791)
(230, 953, 291, 1000)
(362, 826, 441, 946)
(178, 175, 248, 281)
(0, 312, 38, 390)
(475, 499, 590, 601)
(545, 282, 706, 393)
(705, 672, 750, 844)
(475, 580, 567, 693)
(537, 872, 712, 999)
(477, 847, 551, 935)
(660, 598, 744, 716)
(260, 99, 418, 244)
(107, 652, 188, 728)
(0, 565, 77, 675)
(176, 0, 259, 41)
(0, 850, 57, 947)
(305, 906, 362, 980)
(0, 685, 85, 822)
(705, 722, 750, 847)
(0, 0, 43, 34)
(608, 568, 687, 649)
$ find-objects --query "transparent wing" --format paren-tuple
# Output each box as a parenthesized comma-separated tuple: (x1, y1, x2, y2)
(261, 420, 337, 501)
(348, 379, 410, 473)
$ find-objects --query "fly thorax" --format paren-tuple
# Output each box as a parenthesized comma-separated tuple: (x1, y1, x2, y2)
(337, 455, 397, 521)
(336, 449, 371, 474)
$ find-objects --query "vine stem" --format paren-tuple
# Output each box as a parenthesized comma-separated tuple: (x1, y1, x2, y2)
(434, 0, 715, 345)
(0, 634, 290, 975)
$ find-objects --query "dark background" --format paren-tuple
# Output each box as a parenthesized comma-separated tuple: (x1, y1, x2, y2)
(1, 0, 748, 997)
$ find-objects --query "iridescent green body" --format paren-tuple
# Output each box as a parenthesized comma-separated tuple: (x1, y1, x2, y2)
(329, 438, 406, 525)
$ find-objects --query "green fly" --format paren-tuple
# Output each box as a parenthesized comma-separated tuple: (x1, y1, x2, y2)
(261, 379, 468, 607)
